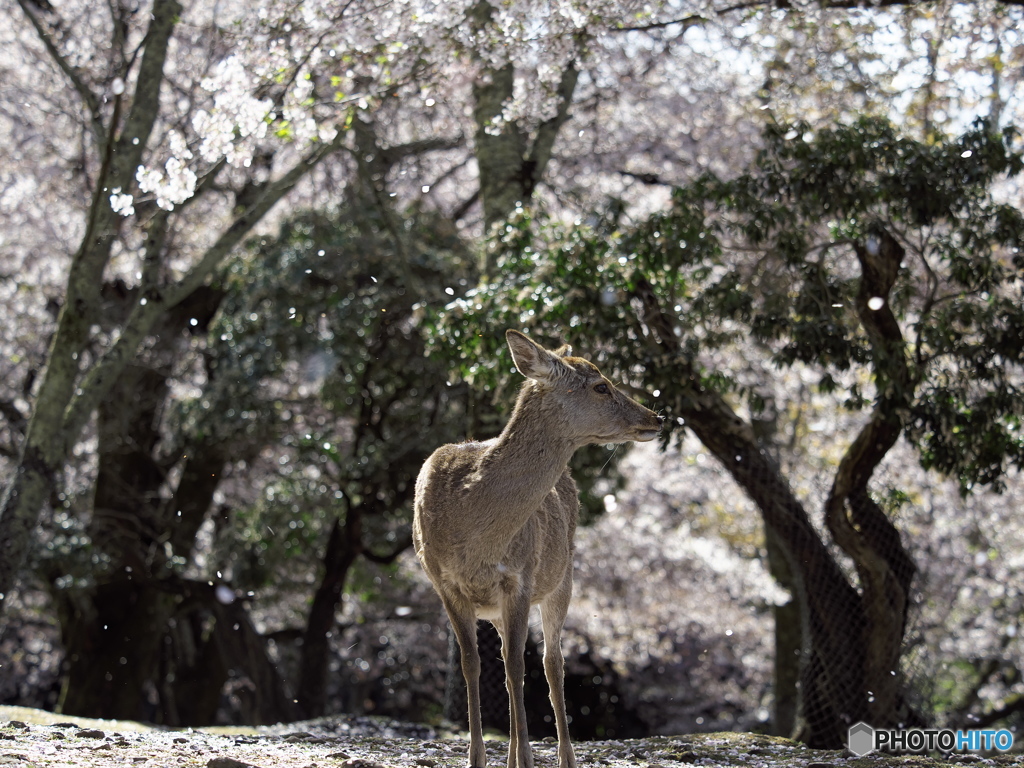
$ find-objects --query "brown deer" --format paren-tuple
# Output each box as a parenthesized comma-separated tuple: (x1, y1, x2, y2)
(413, 330, 662, 768)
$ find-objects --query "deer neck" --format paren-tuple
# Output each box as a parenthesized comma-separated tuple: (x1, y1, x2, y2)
(478, 383, 576, 507)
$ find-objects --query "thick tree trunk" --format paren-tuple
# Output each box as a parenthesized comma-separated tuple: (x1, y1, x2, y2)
(472, 62, 578, 237)
(0, 63, 340, 621)
(822, 229, 919, 729)
(159, 600, 230, 726)
(56, 362, 175, 720)
(0, 456, 54, 606)
(56, 434, 234, 723)
(681, 389, 867, 747)
(52, 284, 233, 721)
(753, 407, 802, 738)
(56, 579, 176, 719)
(186, 581, 300, 725)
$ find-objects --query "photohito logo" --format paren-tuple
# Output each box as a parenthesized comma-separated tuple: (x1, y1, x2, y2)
(847, 722, 1015, 756)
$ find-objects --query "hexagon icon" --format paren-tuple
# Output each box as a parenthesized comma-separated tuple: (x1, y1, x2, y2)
(848, 722, 875, 756)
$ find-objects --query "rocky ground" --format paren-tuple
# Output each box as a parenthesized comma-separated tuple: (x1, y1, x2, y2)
(1, 706, 1021, 768)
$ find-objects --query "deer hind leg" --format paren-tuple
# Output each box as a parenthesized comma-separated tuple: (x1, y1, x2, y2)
(540, 570, 577, 768)
(497, 589, 534, 768)
(441, 591, 487, 768)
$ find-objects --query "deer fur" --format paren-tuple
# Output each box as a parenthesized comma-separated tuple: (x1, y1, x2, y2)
(413, 329, 663, 768)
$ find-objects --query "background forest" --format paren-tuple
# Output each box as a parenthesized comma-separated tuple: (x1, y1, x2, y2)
(1, 0, 1023, 752)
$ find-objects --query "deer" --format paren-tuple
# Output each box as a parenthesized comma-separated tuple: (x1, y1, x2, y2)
(413, 329, 663, 768)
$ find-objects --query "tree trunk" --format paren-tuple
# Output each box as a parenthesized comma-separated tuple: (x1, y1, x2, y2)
(469, 0, 579, 273)
(0, 455, 55, 607)
(754, 405, 802, 738)
(631, 274, 917, 748)
(52, 285, 232, 721)
(159, 600, 230, 726)
(58, 430, 235, 723)
(56, 361, 175, 719)
(296, 512, 363, 718)
(821, 229, 919, 729)
(187, 580, 300, 725)
(56, 579, 177, 719)
(0, 91, 341, 622)
(764, 525, 801, 738)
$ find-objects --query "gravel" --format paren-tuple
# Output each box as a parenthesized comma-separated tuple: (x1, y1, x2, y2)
(2, 705, 1022, 768)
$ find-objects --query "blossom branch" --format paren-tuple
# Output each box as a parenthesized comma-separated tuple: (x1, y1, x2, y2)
(108, 0, 182, 191)
(61, 130, 346, 442)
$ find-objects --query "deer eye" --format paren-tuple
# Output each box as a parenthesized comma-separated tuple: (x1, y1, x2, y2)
(594, 383, 610, 395)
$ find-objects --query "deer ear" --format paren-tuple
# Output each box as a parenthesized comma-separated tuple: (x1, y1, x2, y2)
(506, 330, 565, 382)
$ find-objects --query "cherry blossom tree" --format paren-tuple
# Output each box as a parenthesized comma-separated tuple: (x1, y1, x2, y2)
(0, 0, 344, 615)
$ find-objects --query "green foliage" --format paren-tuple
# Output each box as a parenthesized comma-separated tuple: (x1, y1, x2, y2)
(701, 120, 1024, 492)
(430, 118, 1024, 494)
(202, 202, 475, 590)
(424, 207, 667, 521)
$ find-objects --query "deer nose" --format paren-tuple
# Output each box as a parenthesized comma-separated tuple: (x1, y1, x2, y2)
(657, 415, 665, 426)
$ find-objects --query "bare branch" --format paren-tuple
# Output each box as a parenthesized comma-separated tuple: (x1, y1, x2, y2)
(525, 63, 580, 189)
(618, 170, 669, 185)
(62, 0, 182, 333)
(610, 14, 705, 33)
(452, 190, 480, 222)
(108, 0, 183, 190)
(105, 0, 130, 75)
(15, 0, 106, 147)
(379, 134, 466, 165)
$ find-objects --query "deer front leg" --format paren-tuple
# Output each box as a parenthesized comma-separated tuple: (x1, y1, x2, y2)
(541, 572, 577, 768)
(442, 592, 487, 768)
(498, 592, 533, 768)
